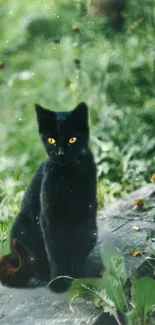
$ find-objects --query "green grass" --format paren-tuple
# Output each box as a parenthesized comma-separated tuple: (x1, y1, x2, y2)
(0, 0, 155, 255)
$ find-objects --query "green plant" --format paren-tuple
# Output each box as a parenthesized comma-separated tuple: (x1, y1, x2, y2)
(71, 250, 155, 325)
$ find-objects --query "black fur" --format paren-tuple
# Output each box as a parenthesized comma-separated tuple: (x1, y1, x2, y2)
(0, 102, 97, 292)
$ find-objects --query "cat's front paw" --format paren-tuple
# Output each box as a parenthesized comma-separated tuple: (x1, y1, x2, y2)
(47, 276, 72, 293)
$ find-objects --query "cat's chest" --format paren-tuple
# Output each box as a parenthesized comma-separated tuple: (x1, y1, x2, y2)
(40, 163, 96, 221)
(41, 168, 88, 202)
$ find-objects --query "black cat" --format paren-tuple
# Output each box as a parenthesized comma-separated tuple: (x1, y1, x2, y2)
(0, 102, 97, 292)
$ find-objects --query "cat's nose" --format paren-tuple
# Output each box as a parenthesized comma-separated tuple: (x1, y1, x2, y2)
(57, 147, 64, 156)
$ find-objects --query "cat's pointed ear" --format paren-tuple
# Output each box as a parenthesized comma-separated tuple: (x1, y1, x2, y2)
(71, 102, 89, 130)
(35, 104, 50, 121)
(35, 103, 44, 116)
(34, 104, 55, 132)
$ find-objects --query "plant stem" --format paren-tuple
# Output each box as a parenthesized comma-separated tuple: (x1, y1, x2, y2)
(113, 311, 124, 325)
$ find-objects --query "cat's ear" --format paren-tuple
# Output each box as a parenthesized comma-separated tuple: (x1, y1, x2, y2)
(34, 104, 55, 132)
(35, 103, 44, 117)
(35, 104, 52, 122)
(70, 102, 89, 130)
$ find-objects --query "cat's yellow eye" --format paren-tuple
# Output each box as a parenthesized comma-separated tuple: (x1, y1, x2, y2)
(69, 137, 77, 144)
(48, 138, 56, 145)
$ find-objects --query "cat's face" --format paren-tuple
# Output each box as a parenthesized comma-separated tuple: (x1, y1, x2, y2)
(35, 102, 89, 165)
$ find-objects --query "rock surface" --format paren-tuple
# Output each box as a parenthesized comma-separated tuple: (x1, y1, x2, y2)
(1, 184, 155, 325)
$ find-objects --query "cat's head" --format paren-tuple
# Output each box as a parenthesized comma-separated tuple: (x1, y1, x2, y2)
(35, 102, 89, 165)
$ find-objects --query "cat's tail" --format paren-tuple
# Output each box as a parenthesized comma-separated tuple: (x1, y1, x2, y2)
(0, 239, 36, 287)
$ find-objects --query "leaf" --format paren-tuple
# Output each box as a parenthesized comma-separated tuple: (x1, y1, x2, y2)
(134, 199, 144, 208)
(132, 277, 155, 324)
(129, 249, 146, 257)
(71, 26, 79, 32)
(70, 278, 103, 313)
(124, 308, 139, 325)
(86, 287, 117, 312)
(151, 174, 155, 183)
(71, 262, 129, 314)
(100, 250, 129, 313)
(101, 247, 122, 272)
(110, 255, 127, 286)
(100, 272, 129, 314)
(71, 277, 103, 301)
(71, 279, 123, 325)
(94, 288, 124, 325)
(101, 250, 127, 286)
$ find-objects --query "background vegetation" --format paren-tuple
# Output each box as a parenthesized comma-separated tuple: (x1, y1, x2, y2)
(0, 0, 155, 254)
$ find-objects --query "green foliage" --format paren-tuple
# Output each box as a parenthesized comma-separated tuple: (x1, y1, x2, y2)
(0, 219, 12, 255)
(71, 278, 121, 323)
(100, 251, 129, 314)
(0, 180, 22, 254)
(71, 251, 155, 325)
(131, 277, 155, 325)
